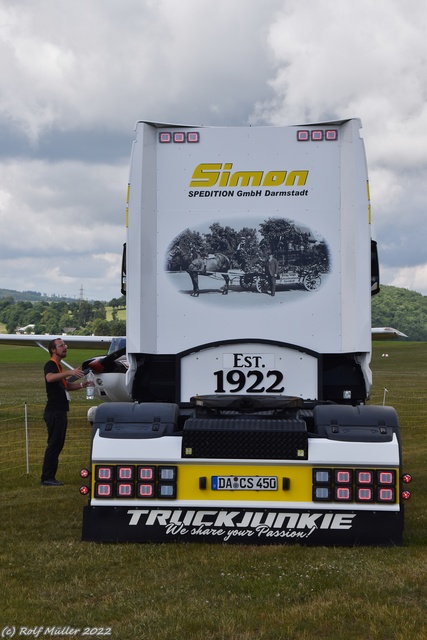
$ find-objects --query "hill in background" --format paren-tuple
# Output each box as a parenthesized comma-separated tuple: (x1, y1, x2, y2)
(0, 288, 82, 303)
(372, 285, 426, 341)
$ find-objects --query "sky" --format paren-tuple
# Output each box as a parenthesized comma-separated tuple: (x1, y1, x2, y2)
(0, 0, 426, 301)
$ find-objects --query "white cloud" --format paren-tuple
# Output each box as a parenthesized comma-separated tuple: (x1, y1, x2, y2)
(0, 0, 425, 298)
(250, 0, 427, 294)
(0, 158, 127, 299)
(382, 264, 427, 296)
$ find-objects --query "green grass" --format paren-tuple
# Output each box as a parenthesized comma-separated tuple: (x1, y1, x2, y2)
(105, 306, 126, 322)
(0, 343, 426, 639)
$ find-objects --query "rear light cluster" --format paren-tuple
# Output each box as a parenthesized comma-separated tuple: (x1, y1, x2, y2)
(80, 465, 178, 499)
(313, 468, 411, 503)
(297, 129, 338, 142)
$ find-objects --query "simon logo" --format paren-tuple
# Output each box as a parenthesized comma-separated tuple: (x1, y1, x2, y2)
(190, 163, 309, 189)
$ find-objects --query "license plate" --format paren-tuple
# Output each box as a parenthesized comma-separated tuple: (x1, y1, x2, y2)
(211, 476, 278, 491)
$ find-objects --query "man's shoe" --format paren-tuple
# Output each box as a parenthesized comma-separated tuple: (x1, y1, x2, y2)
(41, 479, 64, 486)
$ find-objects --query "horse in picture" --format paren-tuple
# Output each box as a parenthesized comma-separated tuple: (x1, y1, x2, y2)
(187, 254, 231, 296)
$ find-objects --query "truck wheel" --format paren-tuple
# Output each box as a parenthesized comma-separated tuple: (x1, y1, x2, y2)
(240, 275, 254, 290)
(303, 274, 321, 291)
(255, 276, 269, 293)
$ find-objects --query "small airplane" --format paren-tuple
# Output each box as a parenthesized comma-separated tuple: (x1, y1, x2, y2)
(0, 328, 407, 404)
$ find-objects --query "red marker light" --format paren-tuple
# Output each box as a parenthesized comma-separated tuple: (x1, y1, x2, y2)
(117, 466, 134, 481)
(325, 129, 338, 141)
(377, 471, 395, 485)
(357, 487, 373, 501)
(378, 487, 395, 502)
(116, 483, 134, 498)
(335, 470, 352, 484)
(137, 466, 156, 482)
(79, 485, 90, 496)
(95, 483, 113, 498)
(356, 470, 373, 485)
(137, 483, 155, 498)
(95, 466, 114, 481)
(311, 130, 323, 141)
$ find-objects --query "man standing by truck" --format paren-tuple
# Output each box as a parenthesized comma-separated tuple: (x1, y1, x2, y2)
(266, 253, 279, 296)
(41, 338, 86, 486)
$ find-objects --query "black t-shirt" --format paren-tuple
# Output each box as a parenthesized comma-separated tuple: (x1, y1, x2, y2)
(44, 360, 69, 412)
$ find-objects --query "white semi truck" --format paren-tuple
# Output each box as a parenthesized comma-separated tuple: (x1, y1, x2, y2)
(81, 119, 411, 545)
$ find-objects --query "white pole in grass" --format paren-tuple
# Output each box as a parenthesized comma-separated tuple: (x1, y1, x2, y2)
(24, 402, 29, 476)
(382, 388, 388, 406)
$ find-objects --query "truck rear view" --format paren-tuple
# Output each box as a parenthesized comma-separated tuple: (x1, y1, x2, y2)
(81, 119, 411, 544)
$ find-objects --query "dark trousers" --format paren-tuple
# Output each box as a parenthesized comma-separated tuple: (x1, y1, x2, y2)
(41, 410, 68, 481)
(267, 274, 276, 296)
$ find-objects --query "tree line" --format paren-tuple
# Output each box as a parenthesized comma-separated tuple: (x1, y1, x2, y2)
(0, 296, 126, 337)
(0, 286, 425, 341)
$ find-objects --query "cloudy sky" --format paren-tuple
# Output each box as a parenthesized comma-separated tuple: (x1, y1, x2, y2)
(0, 0, 425, 301)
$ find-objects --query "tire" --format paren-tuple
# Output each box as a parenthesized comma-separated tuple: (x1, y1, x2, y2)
(303, 273, 321, 291)
(239, 275, 254, 290)
(255, 276, 269, 293)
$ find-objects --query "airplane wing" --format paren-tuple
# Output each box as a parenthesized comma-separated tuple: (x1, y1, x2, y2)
(0, 333, 130, 402)
(371, 327, 408, 340)
(0, 330, 407, 347)
(0, 334, 115, 350)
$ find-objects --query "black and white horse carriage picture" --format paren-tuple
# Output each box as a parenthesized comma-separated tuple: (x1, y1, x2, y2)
(166, 218, 330, 299)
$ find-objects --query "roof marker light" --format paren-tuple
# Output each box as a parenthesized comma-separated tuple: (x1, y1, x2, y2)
(297, 130, 310, 141)
(173, 132, 185, 143)
(325, 129, 338, 141)
(311, 130, 323, 141)
(159, 132, 171, 143)
(187, 132, 199, 143)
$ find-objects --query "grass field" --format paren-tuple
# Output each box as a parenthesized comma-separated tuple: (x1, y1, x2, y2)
(105, 306, 126, 322)
(0, 342, 426, 640)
